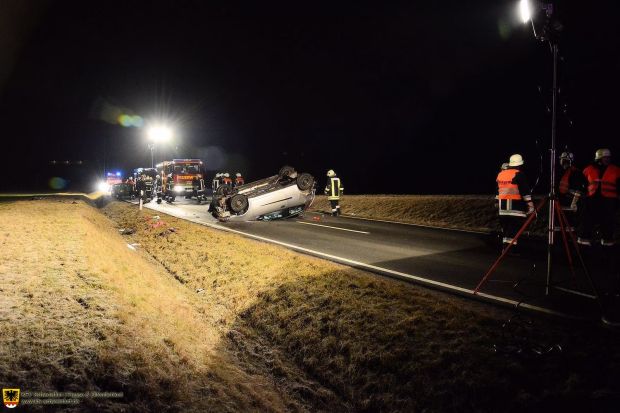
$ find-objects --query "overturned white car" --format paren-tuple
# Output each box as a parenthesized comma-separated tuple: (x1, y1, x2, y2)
(210, 166, 315, 221)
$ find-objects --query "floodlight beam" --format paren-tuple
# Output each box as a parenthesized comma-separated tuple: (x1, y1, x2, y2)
(519, 0, 531, 23)
(148, 126, 173, 143)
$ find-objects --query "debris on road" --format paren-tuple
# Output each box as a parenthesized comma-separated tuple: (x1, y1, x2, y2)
(119, 228, 136, 235)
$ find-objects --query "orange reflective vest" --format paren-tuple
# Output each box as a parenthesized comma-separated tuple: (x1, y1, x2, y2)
(558, 166, 578, 195)
(497, 169, 522, 200)
(583, 164, 620, 198)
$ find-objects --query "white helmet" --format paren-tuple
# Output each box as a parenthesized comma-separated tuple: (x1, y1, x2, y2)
(508, 154, 524, 167)
(224, 172, 230, 177)
(595, 148, 611, 160)
(559, 152, 574, 162)
(327, 169, 336, 177)
(216, 173, 222, 177)
(236, 172, 242, 177)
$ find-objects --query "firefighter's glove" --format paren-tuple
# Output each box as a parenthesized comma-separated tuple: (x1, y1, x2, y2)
(570, 197, 579, 211)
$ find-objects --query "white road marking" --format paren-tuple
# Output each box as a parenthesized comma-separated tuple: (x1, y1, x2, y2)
(308, 212, 489, 235)
(128, 200, 583, 320)
(297, 221, 369, 234)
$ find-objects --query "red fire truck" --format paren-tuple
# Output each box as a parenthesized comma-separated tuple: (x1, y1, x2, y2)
(155, 159, 206, 204)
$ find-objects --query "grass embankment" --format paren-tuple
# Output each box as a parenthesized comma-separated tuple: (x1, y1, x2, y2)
(310, 195, 501, 232)
(2, 199, 620, 411)
(309, 195, 618, 236)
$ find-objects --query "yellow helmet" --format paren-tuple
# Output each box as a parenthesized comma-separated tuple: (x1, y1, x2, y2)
(327, 169, 336, 177)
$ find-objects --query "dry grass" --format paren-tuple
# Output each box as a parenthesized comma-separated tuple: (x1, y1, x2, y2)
(2, 199, 620, 412)
(0, 199, 289, 412)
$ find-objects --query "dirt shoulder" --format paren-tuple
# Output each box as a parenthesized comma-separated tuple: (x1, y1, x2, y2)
(1, 199, 619, 411)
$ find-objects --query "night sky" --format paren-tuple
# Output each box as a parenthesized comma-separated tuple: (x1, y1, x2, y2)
(1, 1, 618, 194)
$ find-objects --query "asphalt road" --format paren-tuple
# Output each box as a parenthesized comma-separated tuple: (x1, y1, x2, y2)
(129, 197, 613, 320)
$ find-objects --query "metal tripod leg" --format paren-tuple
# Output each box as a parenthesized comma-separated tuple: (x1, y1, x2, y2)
(554, 201, 576, 282)
(555, 205, 605, 314)
(474, 198, 545, 295)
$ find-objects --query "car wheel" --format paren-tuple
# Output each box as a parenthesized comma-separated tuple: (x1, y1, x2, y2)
(156, 198, 162, 204)
(296, 173, 314, 191)
(229, 194, 249, 214)
(278, 165, 296, 178)
(216, 184, 233, 196)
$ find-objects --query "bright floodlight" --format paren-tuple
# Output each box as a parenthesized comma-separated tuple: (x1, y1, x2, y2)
(148, 125, 173, 142)
(97, 181, 109, 192)
(519, 0, 531, 23)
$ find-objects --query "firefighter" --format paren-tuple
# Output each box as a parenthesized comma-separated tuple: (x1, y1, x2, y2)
(136, 174, 147, 200)
(578, 148, 620, 247)
(212, 173, 222, 192)
(222, 172, 233, 187)
(496, 154, 535, 246)
(324, 169, 344, 216)
(557, 151, 585, 231)
(234, 172, 245, 187)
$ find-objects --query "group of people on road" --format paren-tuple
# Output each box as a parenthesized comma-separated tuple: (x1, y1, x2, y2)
(496, 148, 620, 248)
(212, 172, 244, 192)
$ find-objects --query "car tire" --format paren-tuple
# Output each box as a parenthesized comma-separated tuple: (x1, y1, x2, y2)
(278, 165, 296, 178)
(229, 194, 249, 214)
(296, 173, 314, 191)
(216, 184, 233, 196)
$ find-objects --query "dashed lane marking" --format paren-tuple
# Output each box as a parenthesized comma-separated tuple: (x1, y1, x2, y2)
(296, 221, 370, 234)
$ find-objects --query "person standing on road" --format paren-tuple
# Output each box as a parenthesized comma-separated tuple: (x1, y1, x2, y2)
(325, 169, 344, 216)
(212, 173, 222, 192)
(222, 172, 233, 187)
(234, 172, 245, 187)
(496, 154, 535, 247)
(578, 148, 620, 247)
(557, 151, 585, 231)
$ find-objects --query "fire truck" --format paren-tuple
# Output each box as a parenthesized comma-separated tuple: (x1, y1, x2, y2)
(155, 159, 207, 204)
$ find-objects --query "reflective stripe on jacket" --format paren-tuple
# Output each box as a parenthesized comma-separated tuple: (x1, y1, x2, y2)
(497, 169, 522, 200)
(498, 199, 527, 217)
(583, 164, 620, 198)
(325, 177, 343, 200)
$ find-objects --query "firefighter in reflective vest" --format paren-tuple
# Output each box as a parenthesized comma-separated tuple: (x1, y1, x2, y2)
(578, 148, 620, 247)
(325, 169, 344, 216)
(557, 151, 585, 231)
(497, 154, 535, 245)
(222, 172, 233, 187)
(212, 173, 222, 192)
(234, 172, 245, 187)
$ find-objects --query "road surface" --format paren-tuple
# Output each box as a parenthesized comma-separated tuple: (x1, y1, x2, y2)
(128, 197, 611, 320)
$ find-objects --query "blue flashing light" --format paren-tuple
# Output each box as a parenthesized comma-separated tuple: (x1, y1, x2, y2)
(116, 171, 121, 176)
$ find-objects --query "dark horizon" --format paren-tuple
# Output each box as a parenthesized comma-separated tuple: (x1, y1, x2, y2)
(1, 0, 618, 194)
